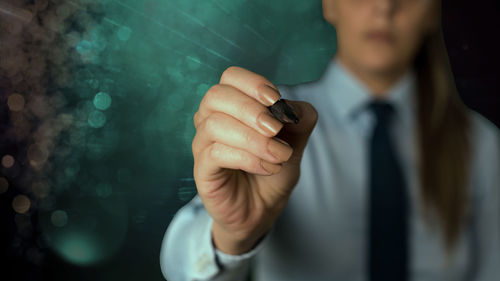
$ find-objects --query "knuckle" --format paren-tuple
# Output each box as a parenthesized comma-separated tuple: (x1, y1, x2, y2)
(203, 113, 221, 134)
(209, 142, 223, 160)
(220, 66, 238, 83)
(202, 84, 227, 110)
(197, 117, 207, 132)
(207, 83, 224, 96)
(202, 85, 219, 106)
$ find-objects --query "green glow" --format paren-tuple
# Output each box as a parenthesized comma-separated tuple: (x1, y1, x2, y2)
(76, 40, 92, 55)
(117, 26, 132, 41)
(40, 196, 128, 267)
(40, 0, 336, 278)
(88, 110, 106, 128)
(91, 28, 108, 52)
(93, 92, 112, 110)
(165, 66, 184, 84)
(51, 210, 68, 227)
(185, 55, 202, 71)
(165, 93, 185, 112)
(58, 233, 98, 265)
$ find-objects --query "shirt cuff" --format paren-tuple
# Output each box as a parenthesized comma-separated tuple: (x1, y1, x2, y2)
(187, 197, 220, 279)
(210, 222, 268, 270)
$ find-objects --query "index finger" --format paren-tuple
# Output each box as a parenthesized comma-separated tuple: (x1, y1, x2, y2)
(219, 66, 281, 107)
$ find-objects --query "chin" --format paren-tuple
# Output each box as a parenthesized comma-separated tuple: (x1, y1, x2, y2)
(358, 52, 402, 75)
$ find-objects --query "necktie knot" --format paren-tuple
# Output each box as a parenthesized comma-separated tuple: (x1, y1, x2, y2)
(368, 100, 395, 125)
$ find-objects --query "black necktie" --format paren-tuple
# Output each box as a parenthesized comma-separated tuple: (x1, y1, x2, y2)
(367, 100, 408, 281)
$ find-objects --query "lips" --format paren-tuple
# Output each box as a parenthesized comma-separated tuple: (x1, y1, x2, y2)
(365, 30, 394, 43)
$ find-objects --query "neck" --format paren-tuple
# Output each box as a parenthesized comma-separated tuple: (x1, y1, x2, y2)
(336, 55, 408, 98)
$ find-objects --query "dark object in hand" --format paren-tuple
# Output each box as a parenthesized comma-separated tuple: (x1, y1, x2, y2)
(268, 99, 300, 124)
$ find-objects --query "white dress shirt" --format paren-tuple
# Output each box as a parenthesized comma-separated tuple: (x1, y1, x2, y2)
(160, 58, 500, 281)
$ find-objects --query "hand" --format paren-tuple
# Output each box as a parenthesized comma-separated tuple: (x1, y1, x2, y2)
(192, 66, 318, 254)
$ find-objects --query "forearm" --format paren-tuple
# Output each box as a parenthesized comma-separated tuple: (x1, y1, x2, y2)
(160, 196, 262, 281)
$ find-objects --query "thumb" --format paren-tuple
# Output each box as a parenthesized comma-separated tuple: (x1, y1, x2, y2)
(275, 99, 318, 163)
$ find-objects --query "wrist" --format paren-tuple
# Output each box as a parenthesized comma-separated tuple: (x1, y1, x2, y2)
(211, 223, 261, 255)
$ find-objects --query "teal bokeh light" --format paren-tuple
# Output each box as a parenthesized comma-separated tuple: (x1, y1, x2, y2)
(41, 195, 128, 266)
(93, 92, 112, 110)
(57, 233, 98, 265)
(51, 210, 68, 227)
(38, 0, 337, 278)
(117, 26, 132, 42)
(76, 40, 92, 55)
(88, 110, 106, 128)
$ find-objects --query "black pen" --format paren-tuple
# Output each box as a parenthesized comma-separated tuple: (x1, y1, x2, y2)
(267, 99, 300, 124)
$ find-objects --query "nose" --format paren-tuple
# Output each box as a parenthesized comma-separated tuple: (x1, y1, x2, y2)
(374, 0, 399, 16)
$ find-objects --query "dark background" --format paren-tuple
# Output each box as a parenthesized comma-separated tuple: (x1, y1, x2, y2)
(1, 0, 499, 280)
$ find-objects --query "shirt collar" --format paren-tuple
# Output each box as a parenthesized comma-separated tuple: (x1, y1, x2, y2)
(322, 56, 416, 125)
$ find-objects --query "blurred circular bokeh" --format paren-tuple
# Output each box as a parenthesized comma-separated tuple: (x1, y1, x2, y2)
(40, 195, 128, 266)
(0, 0, 336, 278)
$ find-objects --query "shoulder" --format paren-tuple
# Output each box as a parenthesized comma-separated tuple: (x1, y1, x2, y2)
(468, 109, 499, 155)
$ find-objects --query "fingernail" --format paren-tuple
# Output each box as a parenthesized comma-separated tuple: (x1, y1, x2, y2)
(261, 85, 281, 106)
(257, 112, 283, 136)
(261, 161, 281, 174)
(267, 138, 293, 162)
(273, 137, 291, 147)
